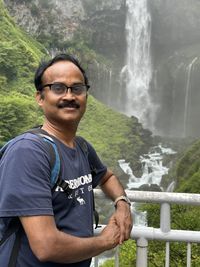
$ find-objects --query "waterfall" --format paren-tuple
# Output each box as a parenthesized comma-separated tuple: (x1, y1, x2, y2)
(122, 0, 153, 129)
(183, 57, 198, 137)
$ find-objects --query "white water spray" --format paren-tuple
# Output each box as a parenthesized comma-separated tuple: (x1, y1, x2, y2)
(122, 0, 154, 129)
(118, 144, 176, 226)
(118, 144, 176, 190)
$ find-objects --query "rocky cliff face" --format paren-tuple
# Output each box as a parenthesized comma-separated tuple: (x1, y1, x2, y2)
(4, 0, 86, 43)
(4, 0, 126, 60)
(148, 0, 200, 137)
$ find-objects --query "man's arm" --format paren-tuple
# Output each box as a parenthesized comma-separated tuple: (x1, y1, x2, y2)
(100, 169, 133, 244)
(20, 215, 120, 263)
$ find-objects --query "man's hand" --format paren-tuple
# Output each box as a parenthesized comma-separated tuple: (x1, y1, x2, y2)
(99, 216, 120, 249)
(113, 201, 133, 244)
(100, 170, 133, 244)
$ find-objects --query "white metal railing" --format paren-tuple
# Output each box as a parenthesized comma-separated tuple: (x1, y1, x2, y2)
(94, 189, 200, 267)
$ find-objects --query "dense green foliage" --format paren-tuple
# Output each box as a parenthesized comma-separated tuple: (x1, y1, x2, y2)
(175, 139, 200, 193)
(100, 240, 137, 267)
(0, 93, 42, 146)
(0, 0, 44, 95)
(0, 0, 45, 146)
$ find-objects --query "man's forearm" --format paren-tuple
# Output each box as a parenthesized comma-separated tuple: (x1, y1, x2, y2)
(21, 215, 120, 264)
(44, 230, 113, 263)
(100, 171, 127, 201)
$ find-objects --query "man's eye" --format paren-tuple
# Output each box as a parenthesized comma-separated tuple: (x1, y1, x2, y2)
(73, 85, 82, 91)
(72, 85, 85, 93)
(52, 84, 65, 93)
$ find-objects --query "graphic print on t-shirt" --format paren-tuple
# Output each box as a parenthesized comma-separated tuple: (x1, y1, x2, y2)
(54, 173, 93, 205)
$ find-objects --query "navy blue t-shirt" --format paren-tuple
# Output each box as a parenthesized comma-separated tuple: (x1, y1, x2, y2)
(0, 133, 107, 267)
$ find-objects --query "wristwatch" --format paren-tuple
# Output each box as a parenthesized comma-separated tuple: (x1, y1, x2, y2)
(114, 195, 131, 207)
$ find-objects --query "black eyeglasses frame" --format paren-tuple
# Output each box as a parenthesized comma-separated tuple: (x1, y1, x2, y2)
(42, 82, 90, 95)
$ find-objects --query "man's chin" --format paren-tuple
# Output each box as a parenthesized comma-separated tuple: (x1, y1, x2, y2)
(58, 113, 83, 125)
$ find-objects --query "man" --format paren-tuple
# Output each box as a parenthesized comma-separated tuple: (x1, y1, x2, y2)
(0, 54, 132, 266)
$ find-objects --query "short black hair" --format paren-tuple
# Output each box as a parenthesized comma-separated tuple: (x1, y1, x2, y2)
(34, 54, 89, 91)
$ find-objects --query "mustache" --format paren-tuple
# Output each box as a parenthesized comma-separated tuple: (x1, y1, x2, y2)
(57, 100, 80, 109)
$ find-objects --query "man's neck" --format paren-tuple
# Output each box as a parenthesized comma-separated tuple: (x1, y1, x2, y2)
(42, 121, 78, 148)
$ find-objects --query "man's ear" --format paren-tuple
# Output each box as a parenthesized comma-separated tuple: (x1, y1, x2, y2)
(35, 91, 44, 107)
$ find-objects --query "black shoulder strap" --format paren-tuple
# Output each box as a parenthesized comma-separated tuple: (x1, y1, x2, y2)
(8, 224, 23, 267)
(76, 136, 97, 175)
(0, 218, 22, 267)
(76, 136, 99, 229)
(0, 219, 20, 246)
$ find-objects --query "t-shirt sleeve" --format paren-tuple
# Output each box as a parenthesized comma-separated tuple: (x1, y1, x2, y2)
(0, 135, 54, 218)
(86, 141, 107, 188)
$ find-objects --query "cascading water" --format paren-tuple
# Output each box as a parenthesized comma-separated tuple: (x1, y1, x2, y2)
(183, 57, 198, 137)
(121, 0, 154, 129)
(118, 144, 176, 226)
(118, 144, 176, 191)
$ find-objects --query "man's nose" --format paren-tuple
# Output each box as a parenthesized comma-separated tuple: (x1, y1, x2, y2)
(62, 88, 75, 98)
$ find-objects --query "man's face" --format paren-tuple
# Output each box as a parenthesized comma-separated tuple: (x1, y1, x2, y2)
(36, 60, 87, 127)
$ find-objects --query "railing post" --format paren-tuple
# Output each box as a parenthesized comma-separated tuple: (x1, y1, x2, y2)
(94, 257, 98, 267)
(160, 203, 171, 232)
(160, 203, 171, 267)
(136, 237, 148, 267)
(114, 246, 119, 267)
(187, 243, 191, 267)
(165, 242, 170, 267)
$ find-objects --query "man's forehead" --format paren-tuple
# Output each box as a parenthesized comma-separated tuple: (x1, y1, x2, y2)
(43, 60, 83, 79)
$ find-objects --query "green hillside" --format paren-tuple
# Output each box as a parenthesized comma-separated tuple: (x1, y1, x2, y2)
(0, 0, 44, 95)
(0, 0, 45, 143)
(174, 139, 200, 193)
(0, 0, 152, 172)
(79, 95, 151, 169)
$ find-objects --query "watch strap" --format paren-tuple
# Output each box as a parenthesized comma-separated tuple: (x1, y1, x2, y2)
(114, 195, 131, 207)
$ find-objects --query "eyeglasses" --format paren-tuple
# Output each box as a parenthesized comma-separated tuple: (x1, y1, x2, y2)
(42, 82, 90, 96)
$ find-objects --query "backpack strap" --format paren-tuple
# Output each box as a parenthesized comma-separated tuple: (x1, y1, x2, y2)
(27, 128, 73, 196)
(0, 139, 13, 158)
(76, 136, 99, 229)
(0, 219, 20, 246)
(8, 222, 23, 267)
(75, 136, 98, 176)
(26, 128, 61, 188)
(0, 218, 22, 267)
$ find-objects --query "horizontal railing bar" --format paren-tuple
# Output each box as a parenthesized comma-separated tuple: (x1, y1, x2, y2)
(94, 225, 200, 243)
(94, 189, 200, 205)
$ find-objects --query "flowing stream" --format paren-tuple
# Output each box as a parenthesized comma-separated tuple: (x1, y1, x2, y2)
(119, 144, 176, 190)
(118, 144, 176, 225)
